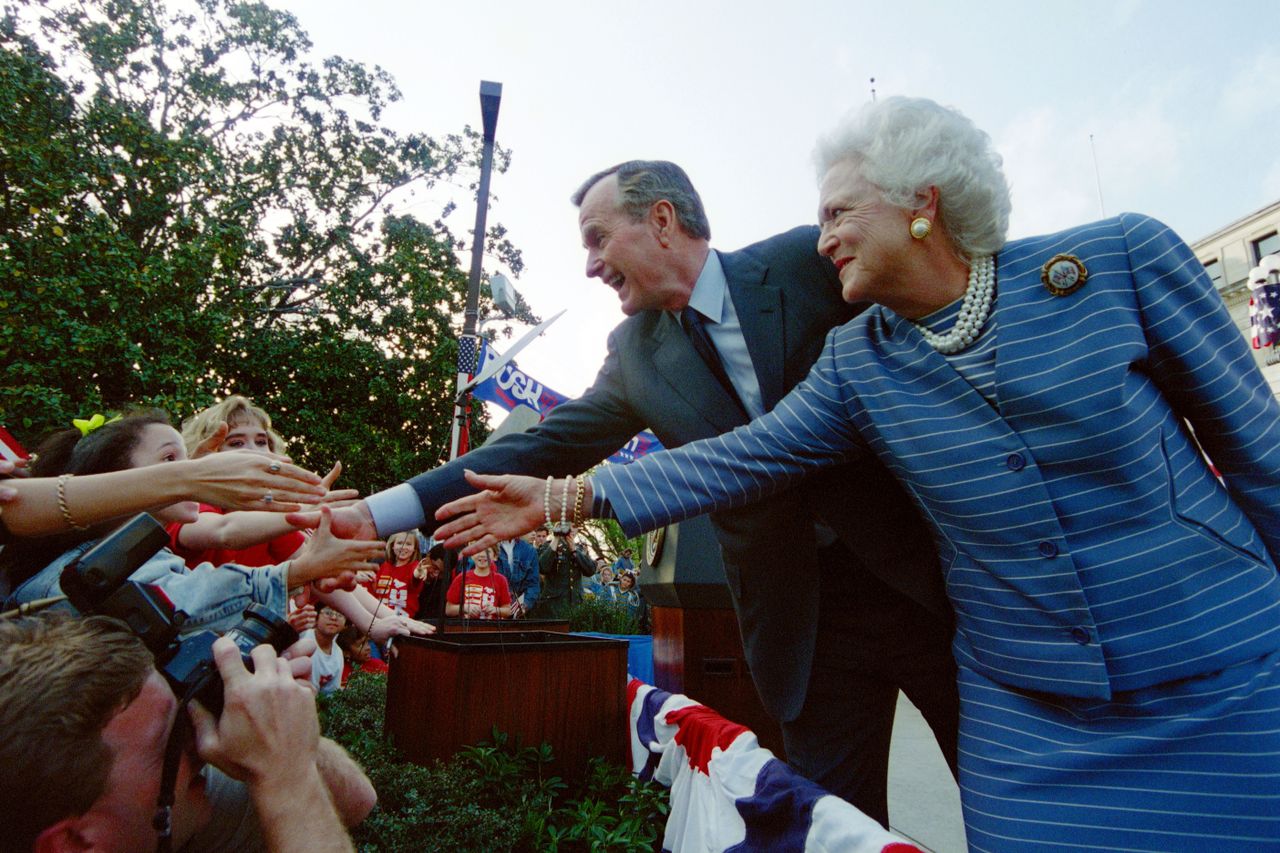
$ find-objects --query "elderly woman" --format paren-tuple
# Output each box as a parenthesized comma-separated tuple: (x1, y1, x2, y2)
(438, 97, 1280, 849)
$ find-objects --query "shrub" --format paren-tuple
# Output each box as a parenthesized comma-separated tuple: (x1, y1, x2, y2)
(320, 672, 668, 852)
(567, 597, 645, 635)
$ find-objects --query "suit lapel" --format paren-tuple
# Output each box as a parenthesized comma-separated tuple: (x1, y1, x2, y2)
(649, 312, 748, 433)
(721, 249, 787, 410)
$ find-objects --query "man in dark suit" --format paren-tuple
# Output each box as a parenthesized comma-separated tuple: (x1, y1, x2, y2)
(314, 161, 957, 822)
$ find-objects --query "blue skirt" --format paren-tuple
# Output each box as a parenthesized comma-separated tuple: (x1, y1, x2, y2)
(957, 649, 1280, 851)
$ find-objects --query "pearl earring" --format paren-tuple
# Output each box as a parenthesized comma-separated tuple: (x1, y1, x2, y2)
(910, 217, 932, 240)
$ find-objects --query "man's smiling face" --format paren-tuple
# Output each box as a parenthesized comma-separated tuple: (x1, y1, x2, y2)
(578, 175, 687, 315)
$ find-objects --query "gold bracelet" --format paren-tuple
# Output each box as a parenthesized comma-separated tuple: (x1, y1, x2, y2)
(57, 473, 89, 531)
(573, 474, 586, 525)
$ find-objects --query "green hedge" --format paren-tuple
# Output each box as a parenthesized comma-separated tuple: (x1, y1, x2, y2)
(567, 597, 646, 635)
(320, 672, 668, 852)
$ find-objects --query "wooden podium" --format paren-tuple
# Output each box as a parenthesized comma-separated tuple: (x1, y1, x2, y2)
(385, 631, 628, 779)
(437, 618, 570, 634)
(640, 516, 786, 757)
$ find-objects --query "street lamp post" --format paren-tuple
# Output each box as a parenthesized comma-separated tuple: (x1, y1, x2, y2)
(450, 80, 502, 462)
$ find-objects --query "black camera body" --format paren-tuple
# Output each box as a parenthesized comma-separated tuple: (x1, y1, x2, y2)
(59, 513, 297, 716)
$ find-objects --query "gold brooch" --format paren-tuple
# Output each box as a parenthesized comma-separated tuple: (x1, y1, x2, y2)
(1041, 254, 1088, 297)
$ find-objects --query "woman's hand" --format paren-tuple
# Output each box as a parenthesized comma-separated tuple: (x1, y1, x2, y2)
(288, 506, 385, 588)
(364, 613, 434, 643)
(317, 461, 360, 506)
(435, 470, 567, 555)
(402, 616, 435, 635)
(188, 451, 326, 512)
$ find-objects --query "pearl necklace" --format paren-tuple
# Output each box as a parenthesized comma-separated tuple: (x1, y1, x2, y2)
(911, 255, 995, 354)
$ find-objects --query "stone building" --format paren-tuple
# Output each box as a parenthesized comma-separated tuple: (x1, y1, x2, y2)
(1190, 199, 1280, 397)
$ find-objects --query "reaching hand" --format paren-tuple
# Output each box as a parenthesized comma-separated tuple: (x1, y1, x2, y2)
(288, 505, 385, 587)
(0, 459, 20, 505)
(402, 616, 435, 635)
(190, 451, 327, 511)
(188, 639, 320, 786)
(280, 633, 318, 687)
(191, 422, 230, 458)
(435, 470, 564, 555)
(287, 603, 317, 635)
(318, 461, 360, 505)
(288, 500, 378, 542)
(0, 458, 30, 479)
(366, 613, 435, 644)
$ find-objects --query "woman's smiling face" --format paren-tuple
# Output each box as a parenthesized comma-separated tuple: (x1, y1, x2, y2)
(130, 423, 199, 524)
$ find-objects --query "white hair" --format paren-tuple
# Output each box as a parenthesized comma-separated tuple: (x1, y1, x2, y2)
(814, 96, 1011, 260)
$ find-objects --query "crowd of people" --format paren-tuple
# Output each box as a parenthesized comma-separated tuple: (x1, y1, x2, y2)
(0, 393, 642, 850)
(6, 92, 1277, 852)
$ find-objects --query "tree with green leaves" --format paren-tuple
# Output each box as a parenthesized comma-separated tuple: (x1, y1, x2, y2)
(0, 0, 532, 493)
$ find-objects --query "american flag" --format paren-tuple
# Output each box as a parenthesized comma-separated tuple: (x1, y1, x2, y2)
(457, 334, 481, 378)
(453, 335, 483, 458)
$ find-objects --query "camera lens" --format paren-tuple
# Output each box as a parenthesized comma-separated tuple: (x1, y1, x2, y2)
(223, 603, 299, 657)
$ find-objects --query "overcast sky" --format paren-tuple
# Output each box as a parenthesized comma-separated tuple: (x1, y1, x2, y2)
(279, 0, 1280, 398)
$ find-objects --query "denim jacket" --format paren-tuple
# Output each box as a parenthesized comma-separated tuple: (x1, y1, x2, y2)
(496, 538, 541, 611)
(5, 539, 289, 633)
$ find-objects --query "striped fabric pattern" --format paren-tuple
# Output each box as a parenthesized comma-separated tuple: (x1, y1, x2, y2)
(595, 213, 1280, 701)
(958, 650, 1280, 851)
(915, 293, 1000, 404)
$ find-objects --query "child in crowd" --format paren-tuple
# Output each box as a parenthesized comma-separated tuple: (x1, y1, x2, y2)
(414, 543, 449, 620)
(366, 531, 427, 619)
(338, 625, 389, 686)
(446, 545, 512, 619)
(303, 604, 347, 694)
(616, 571, 643, 621)
(585, 564, 617, 601)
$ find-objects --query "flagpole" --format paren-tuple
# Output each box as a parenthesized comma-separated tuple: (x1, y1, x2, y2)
(450, 81, 503, 464)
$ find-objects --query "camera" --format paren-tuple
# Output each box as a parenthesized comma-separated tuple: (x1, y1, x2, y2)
(59, 513, 297, 716)
(551, 522, 571, 537)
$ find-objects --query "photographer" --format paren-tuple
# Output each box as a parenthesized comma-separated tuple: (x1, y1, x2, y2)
(0, 612, 374, 852)
(530, 523, 594, 619)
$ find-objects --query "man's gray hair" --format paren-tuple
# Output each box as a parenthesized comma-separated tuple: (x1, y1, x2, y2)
(814, 97, 1011, 260)
(571, 160, 711, 241)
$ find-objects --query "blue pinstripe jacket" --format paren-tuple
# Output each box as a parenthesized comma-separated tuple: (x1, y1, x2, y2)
(595, 214, 1280, 700)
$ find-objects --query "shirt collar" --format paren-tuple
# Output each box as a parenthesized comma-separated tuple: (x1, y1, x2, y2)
(684, 250, 728, 324)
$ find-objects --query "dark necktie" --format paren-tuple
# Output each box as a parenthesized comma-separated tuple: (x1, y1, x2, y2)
(680, 305, 746, 414)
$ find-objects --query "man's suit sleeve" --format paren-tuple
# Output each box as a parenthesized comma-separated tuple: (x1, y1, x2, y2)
(1126, 213, 1280, 564)
(403, 330, 648, 534)
(593, 330, 868, 537)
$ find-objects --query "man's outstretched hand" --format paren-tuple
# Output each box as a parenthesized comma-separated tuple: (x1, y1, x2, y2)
(288, 500, 378, 541)
(435, 470, 564, 555)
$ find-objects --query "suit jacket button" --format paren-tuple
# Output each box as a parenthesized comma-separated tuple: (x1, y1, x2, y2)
(1070, 626, 1091, 645)
(1006, 453, 1026, 471)
(1038, 540, 1059, 558)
